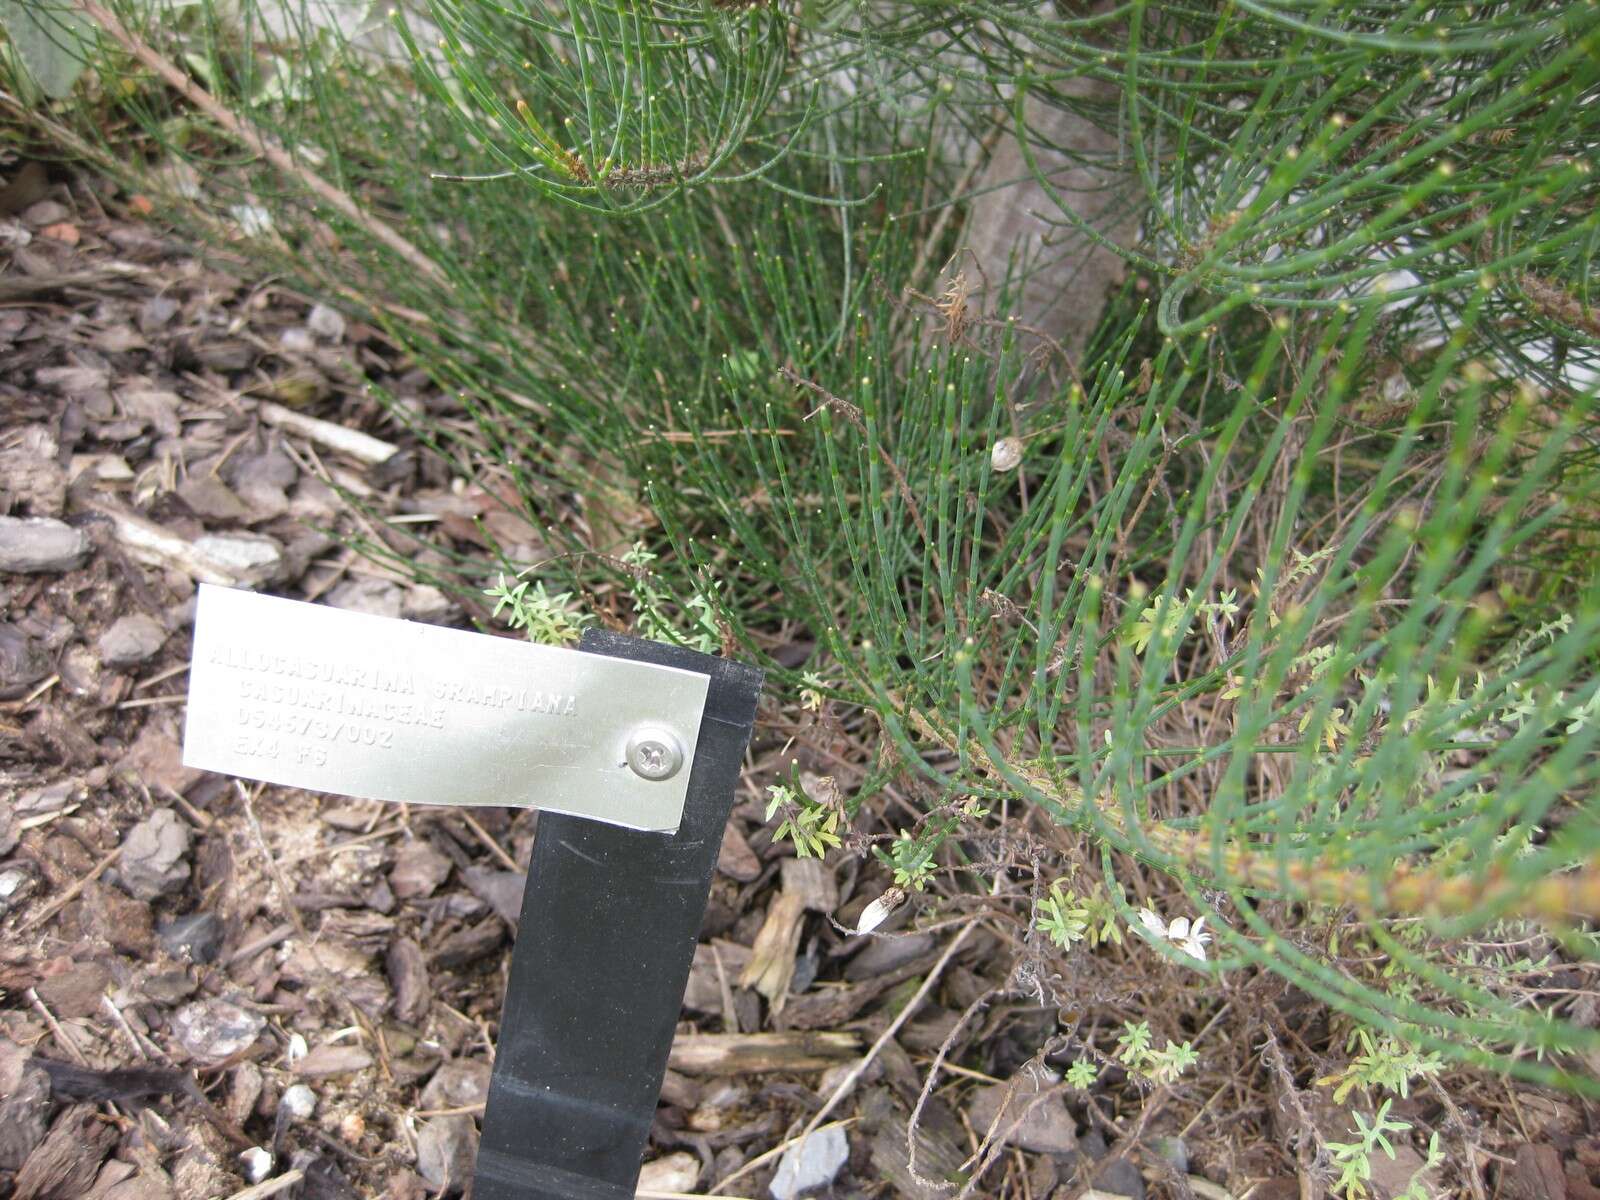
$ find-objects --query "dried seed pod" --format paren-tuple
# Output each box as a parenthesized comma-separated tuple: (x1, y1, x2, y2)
(990, 437, 1024, 472)
(854, 885, 907, 934)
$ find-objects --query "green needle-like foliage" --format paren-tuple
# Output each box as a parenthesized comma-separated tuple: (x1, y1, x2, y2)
(16, 0, 1599, 1090)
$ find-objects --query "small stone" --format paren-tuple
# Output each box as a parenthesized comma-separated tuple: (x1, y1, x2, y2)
(157, 912, 224, 963)
(659, 1070, 700, 1111)
(966, 1077, 1078, 1156)
(327, 578, 403, 619)
(98, 614, 168, 669)
(0, 868, 34, 916)
(139, 972, 197, 1005)
(58, 643, 101, 696)
(280, 1083, 317, 1119)
(193, 533, 283, 584)
(176, 476, 250, 523)
(118, 809, 191, 900)
(638, 1153, 700, 1193)
(239, 1148, 273, 1184)
(0, 516, 89, 573)
(171, 998, 265, 1062)
(419, 1059, 491, 1111)
(1091, 1157, 1145, 1199)
(390, 841, 452, 900)
(307, 304, 346, 341)
(294, 1044, 374, 1077)
(768, 1125, 849, 1200)
(415, 1115, 477, 1194)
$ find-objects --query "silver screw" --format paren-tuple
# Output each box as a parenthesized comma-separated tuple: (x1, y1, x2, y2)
(626, 727, 684, 781)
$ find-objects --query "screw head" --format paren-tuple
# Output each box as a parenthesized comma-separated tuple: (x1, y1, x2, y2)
(625, 727, 684, 781)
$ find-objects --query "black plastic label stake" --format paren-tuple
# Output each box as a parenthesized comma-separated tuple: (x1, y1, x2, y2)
(472, 630, 763, 1199)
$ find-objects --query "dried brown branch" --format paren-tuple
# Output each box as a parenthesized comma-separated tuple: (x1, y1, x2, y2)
(904, 701, 1600, 922)
(75, 0, 448, 290)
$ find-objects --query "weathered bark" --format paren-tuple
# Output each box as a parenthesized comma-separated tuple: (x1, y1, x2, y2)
(962, 76, 1141, 373)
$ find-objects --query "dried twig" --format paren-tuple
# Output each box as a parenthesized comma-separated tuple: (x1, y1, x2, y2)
(907, 983, 1002, 1188)
(27, 987, 90, 1066)
(18, 844, 120, 932)
(76, 0, 446, 290)
(907, 702, 1600, 921)
(794, 918, 978, 1143)
(84, 500, 239, 585)
(257, 401, 398, 466)
(456, 810, 520, 874)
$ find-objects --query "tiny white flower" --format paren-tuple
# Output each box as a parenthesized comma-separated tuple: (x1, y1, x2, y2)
(1178, 916, 1212, 962)
(854, 886, 907, 935)
(1134, 907, 1214, 964)
(285, 1032, 308, 1066)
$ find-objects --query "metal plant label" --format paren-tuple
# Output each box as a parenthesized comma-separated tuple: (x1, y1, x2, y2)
(182, 583, 710, 831)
